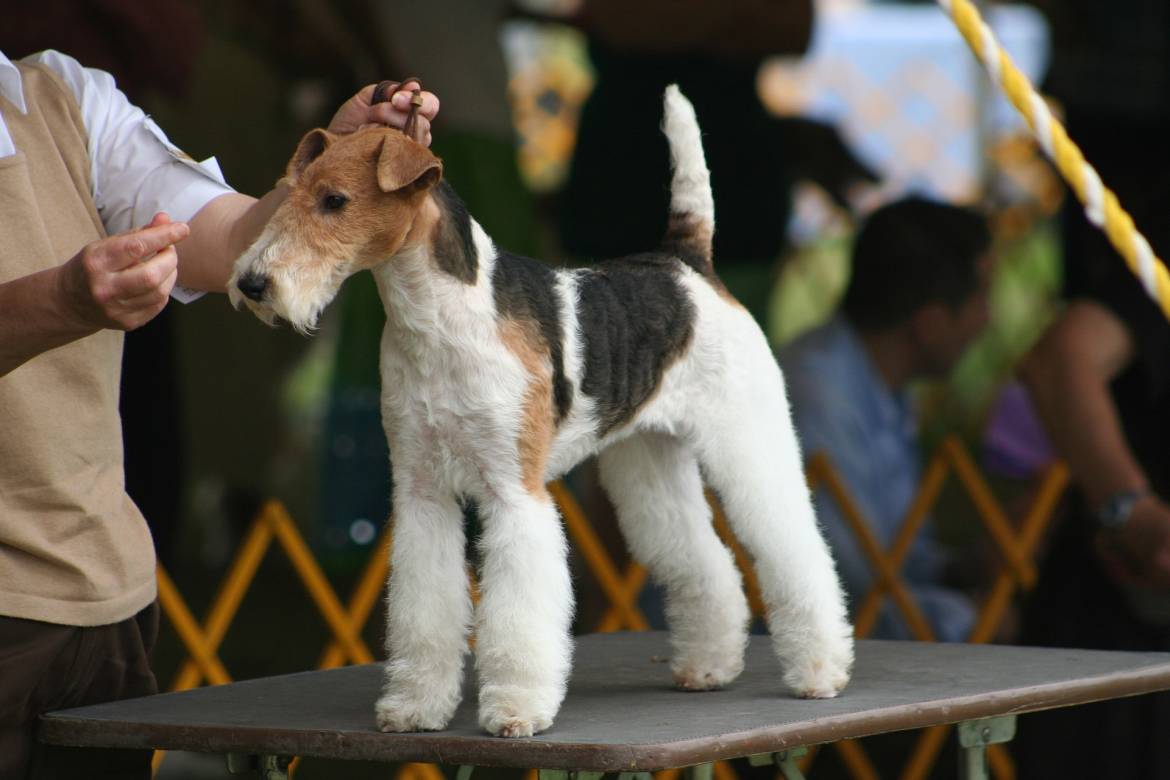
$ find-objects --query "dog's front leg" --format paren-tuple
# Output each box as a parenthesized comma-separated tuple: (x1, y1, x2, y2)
(474, 487, 574, 737)
(376, 490, 472, 732)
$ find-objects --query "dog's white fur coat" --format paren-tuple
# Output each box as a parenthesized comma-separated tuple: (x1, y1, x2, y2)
(230, 86, 853, 738)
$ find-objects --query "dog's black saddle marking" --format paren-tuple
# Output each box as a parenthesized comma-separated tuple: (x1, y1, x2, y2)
(488, 238, 696, 438)
(576, 253, 696, 436)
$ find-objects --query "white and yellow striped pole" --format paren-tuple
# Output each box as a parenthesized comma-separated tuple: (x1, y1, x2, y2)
(937, 0, 1170, 322)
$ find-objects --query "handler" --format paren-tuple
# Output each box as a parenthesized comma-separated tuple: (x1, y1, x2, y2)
(0, 48, 437, 779)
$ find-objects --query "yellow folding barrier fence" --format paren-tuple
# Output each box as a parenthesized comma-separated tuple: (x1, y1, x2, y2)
(152, 435, 1068, 779)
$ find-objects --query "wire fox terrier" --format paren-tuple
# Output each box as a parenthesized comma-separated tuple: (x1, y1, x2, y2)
(229, 86, 853, 738)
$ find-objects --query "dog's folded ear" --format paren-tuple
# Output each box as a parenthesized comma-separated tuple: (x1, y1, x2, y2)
(288, 128, 336, 181)
(377, 135, 443, 194)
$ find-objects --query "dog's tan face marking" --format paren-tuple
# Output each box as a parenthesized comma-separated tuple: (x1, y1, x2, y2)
(281, 128, 442, 269)
(230, 127, 442, 331)
(499, 318, 555, 496)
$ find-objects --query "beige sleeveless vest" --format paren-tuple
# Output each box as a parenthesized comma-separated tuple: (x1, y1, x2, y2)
(0, 61, 156, 626)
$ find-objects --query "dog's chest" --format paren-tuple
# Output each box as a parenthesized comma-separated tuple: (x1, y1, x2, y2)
(379, 332, 530, 488)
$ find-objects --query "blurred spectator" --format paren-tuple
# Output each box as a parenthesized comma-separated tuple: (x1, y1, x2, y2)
(1014, 2, 1170, 777)
(779, 196, 992, 642)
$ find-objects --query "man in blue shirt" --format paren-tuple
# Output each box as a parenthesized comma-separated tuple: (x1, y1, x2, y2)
(779, 196, 992, 642)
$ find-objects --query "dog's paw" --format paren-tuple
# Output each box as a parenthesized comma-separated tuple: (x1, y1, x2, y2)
(782, 633, 854, 699)
(375, 692, 456, 733)
(483, 714, 550, 739)
(788, 657, 851, 699)
(671, 654, 744, 691)
(478, 685, 558, 738)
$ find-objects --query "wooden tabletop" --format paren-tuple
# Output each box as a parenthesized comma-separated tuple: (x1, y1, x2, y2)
(39, 632, 1170, 771)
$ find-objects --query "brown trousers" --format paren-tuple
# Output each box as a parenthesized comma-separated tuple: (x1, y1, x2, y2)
(0, 603, 158, 780)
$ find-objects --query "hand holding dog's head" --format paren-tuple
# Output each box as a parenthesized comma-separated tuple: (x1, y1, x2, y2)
(228, 127, 443, 332)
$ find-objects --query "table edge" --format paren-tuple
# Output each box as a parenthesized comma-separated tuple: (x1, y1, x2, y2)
(39, 661, 1170, 770)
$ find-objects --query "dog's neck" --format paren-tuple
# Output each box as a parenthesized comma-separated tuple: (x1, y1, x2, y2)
(372, 182, 498, 354)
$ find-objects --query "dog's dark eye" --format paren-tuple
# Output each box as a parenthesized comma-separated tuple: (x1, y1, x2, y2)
(321, 193, 349, 212)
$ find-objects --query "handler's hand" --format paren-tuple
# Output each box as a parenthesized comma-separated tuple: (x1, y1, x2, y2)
(57, 212, 187, 332)
(327, 83, 440, 145)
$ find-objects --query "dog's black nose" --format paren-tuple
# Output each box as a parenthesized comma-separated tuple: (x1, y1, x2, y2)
(237, 272, 268, 301)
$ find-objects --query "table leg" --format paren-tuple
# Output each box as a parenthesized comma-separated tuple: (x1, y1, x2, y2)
(538, 770, 606, 780)
(957, 715, 1017, 780)
(226, 752, 293, 779)
(748, 747, 809, 780)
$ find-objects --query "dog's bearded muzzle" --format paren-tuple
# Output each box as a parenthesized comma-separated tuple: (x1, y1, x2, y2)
(226, 269, 282, 328)
(228, 246, 347, 334)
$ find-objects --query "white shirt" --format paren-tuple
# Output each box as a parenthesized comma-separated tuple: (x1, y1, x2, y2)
(0, 49, 234, 300)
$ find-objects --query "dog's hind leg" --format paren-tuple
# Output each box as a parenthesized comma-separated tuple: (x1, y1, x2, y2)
(598, 432, 750, 690)
(376, 490, 472, 732)
(474, 487, 574, 737)
(692, 352, 854, 699)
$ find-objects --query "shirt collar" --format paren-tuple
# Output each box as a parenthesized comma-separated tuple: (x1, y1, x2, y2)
(0, 50, 28, 114)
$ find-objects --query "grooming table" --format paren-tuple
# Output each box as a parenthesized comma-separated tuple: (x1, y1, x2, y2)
(39, 632, 1170, 780)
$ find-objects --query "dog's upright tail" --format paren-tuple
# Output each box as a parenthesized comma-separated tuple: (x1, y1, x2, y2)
(661, 85, 715, 276)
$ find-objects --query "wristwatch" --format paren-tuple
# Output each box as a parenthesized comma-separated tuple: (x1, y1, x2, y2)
(1096, 489, 1150, 533)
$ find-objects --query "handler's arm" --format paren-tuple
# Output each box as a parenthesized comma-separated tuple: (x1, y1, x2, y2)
(175, 189, 280, 293)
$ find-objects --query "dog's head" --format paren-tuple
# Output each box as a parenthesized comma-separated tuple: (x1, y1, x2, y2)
(228, 126, 442, 332)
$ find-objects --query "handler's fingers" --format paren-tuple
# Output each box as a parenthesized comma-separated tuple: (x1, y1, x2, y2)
(100, 220, 189, 272)
(116, 262, 179, 310)
(369, 104, 437, 146)
(390, 88, 440, 121)
(113, 265, 179, 322)
(404, 90, 439, 120)
(145, 211, 173, 229)
(108, 245, 180, 301)
(355, 83, 377, 105)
